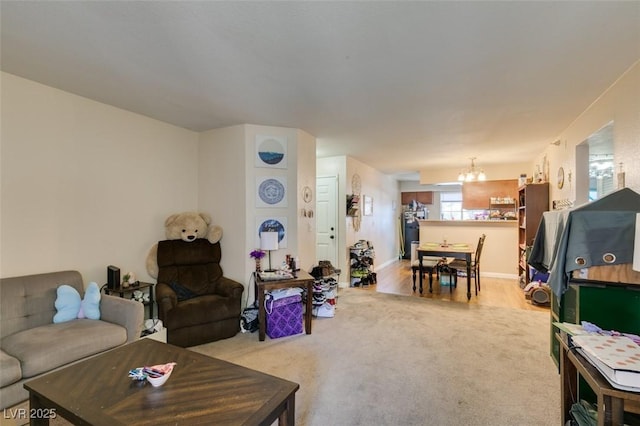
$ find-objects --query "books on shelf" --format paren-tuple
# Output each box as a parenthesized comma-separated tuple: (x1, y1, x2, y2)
(572, 335, 640, 391)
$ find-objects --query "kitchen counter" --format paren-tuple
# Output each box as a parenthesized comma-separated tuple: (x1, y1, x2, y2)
(418, 220, 518, 278)
(418, 219, 517, 225)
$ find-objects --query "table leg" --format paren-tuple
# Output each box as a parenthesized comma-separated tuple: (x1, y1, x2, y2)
(258, 284, 266, 341)
(28, 394, 50, 426)
(278, 393, 296, 425)
(305, 281, 312, 335)
(605, 395, 624, 426)
(466, 255, 472, 301)
(149, 285, 155, 319)
(560, 342, 577, 424)
(418, 256, 424, 294)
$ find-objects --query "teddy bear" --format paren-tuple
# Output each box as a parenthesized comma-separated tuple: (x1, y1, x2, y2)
(145, 212, 223, 279)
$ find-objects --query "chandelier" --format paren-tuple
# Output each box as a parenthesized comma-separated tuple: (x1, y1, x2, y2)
(457, 157, 486, 182)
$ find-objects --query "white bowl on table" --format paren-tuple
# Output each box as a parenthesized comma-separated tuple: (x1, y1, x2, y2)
(145, 363, 176, 387)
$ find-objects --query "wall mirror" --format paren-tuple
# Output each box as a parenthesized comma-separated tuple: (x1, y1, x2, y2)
(576, 121, 614, 204)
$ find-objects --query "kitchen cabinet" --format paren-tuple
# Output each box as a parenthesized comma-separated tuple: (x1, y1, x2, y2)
(462, 180, 518, 209)
(401, 191, 433, 205)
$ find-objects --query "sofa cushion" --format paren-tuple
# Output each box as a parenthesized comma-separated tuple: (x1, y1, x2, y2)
(0, 349, 21, 387)
(1, 320, 127, 378)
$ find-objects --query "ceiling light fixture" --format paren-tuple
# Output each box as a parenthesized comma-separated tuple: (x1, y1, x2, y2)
(457, 157, 486, 182)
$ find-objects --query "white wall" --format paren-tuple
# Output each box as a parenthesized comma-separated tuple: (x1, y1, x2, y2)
(1, 73, 316, 294)
(198, 125, 247, 285)
(198, 124, 316, 297)
(534, 60, 640, 202)
(3, 60, 637, 287)
(294, 129, 318, 273)
(317, 156, 401, 282)
(0, 72, 199, 282)
(345, 157, 401, 271)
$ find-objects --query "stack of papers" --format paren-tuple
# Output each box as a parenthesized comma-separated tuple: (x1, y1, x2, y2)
(571, 335, 640, 391)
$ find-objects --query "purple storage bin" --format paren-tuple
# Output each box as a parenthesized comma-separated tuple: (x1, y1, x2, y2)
(266, 294, 303, 339)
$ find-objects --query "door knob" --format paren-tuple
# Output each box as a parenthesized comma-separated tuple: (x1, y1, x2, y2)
(330, 235, 335, 239)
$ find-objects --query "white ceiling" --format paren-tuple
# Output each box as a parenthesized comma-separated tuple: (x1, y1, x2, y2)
(1, 1, 638, 180)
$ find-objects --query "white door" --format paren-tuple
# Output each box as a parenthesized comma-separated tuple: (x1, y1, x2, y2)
(316, 176, 338, 267)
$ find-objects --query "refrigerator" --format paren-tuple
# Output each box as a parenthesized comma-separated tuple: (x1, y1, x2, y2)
(402, 210, 426, 259)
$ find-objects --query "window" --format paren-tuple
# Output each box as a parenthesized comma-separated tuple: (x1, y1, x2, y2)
(440, 191, 462, 220)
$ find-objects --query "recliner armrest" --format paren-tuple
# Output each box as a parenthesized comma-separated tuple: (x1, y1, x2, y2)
(216, 277, 244, 299)
(156, 282, 178, 315)
(100, 294, 144, 343)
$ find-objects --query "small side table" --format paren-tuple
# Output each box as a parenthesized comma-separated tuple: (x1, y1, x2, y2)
(104, 281, 155, 320)
(256, 271, 314, 341)
(558, 335, 640, 425)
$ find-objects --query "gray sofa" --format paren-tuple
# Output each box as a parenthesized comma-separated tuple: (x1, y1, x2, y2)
(0, 270, 144, 409)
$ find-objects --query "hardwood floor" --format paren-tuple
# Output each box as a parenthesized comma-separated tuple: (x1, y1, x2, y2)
(356, 259, 549, 312)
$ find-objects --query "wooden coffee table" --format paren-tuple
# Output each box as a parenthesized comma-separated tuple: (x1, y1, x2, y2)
(24, 339, 299, 425)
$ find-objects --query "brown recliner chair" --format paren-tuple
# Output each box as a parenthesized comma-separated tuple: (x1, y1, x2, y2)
(154, 239, 244, 347)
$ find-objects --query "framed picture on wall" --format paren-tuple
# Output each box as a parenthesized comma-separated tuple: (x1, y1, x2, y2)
(256, 176, 287, 208)
(256, 216, 288, 249)
(255, 135, 287, 169)
(363, 195, 373, 216)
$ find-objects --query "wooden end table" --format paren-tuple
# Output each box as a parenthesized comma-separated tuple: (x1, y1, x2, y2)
(256, 270, 314, 341)
(558, 335, 640, 425)
(24, 339, 299, 425)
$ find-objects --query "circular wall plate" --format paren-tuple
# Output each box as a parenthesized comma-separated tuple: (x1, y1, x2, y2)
(258, 178, 285, 205)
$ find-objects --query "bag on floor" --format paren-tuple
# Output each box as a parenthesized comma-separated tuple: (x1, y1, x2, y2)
(241, 302, 259, 333)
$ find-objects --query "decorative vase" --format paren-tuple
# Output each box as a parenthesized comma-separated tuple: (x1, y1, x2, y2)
(255, 258, 261, 273)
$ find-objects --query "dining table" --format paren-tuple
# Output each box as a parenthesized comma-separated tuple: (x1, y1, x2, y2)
(417, 242, 475, 300)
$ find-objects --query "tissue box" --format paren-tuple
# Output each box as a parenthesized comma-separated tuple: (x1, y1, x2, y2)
(266, 294, 303, 339)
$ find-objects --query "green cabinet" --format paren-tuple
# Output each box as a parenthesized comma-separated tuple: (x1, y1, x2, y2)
(551, 281, 640, 367)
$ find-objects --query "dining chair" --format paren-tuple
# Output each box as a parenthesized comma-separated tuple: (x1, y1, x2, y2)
(410, 244, 453, 292)
(411, 258, 441, 292)
(450, 234, 486, 295)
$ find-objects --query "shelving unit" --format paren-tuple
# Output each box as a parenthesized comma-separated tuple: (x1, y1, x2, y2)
(517, 183, 549, 286)
(488, 197, 517, 220)
(349, 241, 375, 287)
(104, 281, 155, 320)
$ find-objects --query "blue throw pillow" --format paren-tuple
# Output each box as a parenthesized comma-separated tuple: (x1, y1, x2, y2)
(80, 282, 101, 320)
(53, 285, 82, 323)
(54, 282, 101, 323)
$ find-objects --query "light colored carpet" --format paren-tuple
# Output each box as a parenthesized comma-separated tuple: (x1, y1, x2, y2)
(5, 288, 560, 425)
(190, 288, 561, 425)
